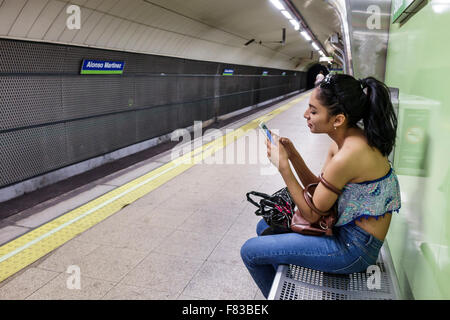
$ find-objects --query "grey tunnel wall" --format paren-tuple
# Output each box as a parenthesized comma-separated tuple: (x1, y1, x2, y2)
(0, 39, 307, 189)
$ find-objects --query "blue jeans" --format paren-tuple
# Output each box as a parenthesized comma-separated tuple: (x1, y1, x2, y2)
(240, 219, 384, 298)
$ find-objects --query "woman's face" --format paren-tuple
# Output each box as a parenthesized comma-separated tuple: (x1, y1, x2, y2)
(304, 88, 334, 133)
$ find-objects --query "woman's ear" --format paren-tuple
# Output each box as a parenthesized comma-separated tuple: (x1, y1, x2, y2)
(333, 114, 346, 128)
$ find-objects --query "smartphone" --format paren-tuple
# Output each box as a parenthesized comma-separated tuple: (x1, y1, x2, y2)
(259, 121, 276, 145)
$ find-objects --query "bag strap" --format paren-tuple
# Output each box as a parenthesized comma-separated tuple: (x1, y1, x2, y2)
(303, 184, 331, 216)
(319, 173, 343, 195)
(246, 191, 271, 208)
(303, 174, 342, 216)
(256, 198, 283, 217)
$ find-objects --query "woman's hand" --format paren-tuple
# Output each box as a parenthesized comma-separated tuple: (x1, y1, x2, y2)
(279, 137, 298, 159)
(265, 134, 289, 172)
(268, 132, 298, 160)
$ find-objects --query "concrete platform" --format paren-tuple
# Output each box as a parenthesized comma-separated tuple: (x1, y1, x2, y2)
(0, 90, 334, 300)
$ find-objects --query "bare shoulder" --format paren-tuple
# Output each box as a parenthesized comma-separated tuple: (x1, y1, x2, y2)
(335, 135, 390, 183)
(327, 136, 371, 179)
(321, 147, 359, 190)
(329, 141, 339, 156)
(322, 130, 389, 186)
(321, 141, 339, 173)
(337, 135, 369, 160)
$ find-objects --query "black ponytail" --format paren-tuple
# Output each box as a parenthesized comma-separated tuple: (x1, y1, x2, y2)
(317, 74, 397, 157)
(360, 77, 397, 157)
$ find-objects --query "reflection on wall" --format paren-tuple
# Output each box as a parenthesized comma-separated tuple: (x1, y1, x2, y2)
(385, 1, 450, 299)
(346, 0, 392, 81)
(394, 94, 436, 177)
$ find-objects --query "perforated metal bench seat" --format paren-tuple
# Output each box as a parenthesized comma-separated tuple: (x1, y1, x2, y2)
(268, 243, 400, 300)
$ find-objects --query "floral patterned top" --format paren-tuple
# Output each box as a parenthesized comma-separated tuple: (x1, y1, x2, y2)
(335, 167, 401, 227)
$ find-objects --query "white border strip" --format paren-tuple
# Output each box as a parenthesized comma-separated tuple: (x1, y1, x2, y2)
(268, 264, 286, 300)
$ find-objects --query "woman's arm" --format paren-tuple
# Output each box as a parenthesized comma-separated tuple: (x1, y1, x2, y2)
(287, 149, 320, 188)
(280, 152, 351, 224)
(266, 136, 347, 224)
(266, 136, 322, 223)
(287, 140, 339, 188)
(279, 138, 319, 187)
(278, 166, 321, 224)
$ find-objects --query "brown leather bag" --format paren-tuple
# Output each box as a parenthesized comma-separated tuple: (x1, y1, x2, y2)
(290, 173, 343, 236)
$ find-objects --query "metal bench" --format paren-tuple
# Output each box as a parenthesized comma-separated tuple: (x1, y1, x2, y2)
(268, 243, 400, 300)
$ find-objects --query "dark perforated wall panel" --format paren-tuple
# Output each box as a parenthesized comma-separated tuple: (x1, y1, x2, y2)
(0, 38, 306, 188)
(0, 76, 63, 130)
(0, 124, 68, 186)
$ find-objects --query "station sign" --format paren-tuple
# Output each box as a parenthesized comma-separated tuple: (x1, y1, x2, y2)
(223, 68, 234, 76)
(81, 60, 125, 75)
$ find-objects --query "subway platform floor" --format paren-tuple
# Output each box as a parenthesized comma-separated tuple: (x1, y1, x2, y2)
(0, 90, 333, 300)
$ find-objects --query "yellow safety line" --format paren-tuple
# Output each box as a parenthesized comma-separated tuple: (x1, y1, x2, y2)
(0, 92, 310, 283)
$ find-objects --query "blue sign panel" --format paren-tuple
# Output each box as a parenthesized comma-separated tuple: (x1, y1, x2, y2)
(223, 68, 234, 76)
(81, 60, 125, 74)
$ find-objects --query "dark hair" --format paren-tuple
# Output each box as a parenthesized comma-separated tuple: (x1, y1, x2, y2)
(317, 74, 397, 157)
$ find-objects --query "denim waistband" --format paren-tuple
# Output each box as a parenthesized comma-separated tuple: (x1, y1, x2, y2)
(336, 223, 384, 252)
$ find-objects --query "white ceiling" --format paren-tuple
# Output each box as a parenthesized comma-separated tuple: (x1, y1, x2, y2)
(0, 0, 342, 70)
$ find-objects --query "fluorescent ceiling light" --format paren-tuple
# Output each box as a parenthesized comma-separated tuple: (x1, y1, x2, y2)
(281, 10, 293, 20)
(300, 31, 311, 41)
(289, 19, 300, 30)
(312, 42, 319, 50)
(269, 0, 285, 10)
